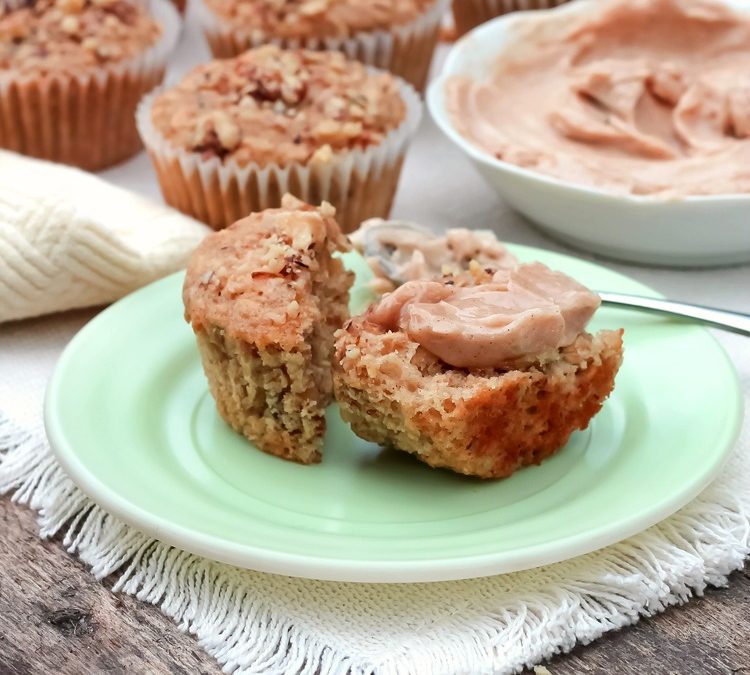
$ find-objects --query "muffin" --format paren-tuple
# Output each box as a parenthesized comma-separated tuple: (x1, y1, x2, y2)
(183, 195, 353, 464)
(452, 0, 571, 38)
(194, 0, 449, 91)
(0, 0, 179, 170)
(138, 45, 421, 233)
(334, 262, 623, 479)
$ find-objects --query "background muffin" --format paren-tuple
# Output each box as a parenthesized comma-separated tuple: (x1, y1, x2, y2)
(137, 45, 421, 233)
(194, 0, 450, 91)
(452, 0, 571, 38)
(183, 195, 353, 464)
(0, 0, 179, 170)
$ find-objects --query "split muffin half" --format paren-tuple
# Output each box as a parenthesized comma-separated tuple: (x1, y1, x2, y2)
(183, 195, 353, 464)
(333, 262, 623, 479)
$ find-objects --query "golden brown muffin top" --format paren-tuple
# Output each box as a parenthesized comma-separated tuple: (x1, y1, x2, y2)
(150, 45, 407, 167)
(202, 0, 436, 39)
(183, 195, 351, 349)
(0, 0, 162, 78)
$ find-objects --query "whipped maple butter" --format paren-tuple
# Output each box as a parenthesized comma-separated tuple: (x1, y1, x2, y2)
(350, 220, 518, 292)
(366, 262, 601, 369)
(446, 0, 750, 197)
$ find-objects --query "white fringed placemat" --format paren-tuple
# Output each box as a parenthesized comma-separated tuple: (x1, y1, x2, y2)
(1, 312, 748, 675)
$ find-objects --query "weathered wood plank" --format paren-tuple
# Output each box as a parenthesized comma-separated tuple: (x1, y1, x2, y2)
(1, 496, 747, 674)
(530, 566, 750, 675)
(0, 498, 220, 675)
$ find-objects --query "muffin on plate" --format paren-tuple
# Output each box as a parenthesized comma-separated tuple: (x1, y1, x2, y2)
(138, 45, 421, 233)
(0, 0, 179, 170)
(334, 262, 623, 479)
(183, 195, 353, 464)
(194, 0, 449, 91)
(452, 0, 571, 38)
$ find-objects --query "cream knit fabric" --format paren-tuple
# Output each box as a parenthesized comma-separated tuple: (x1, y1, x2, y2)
(0, 150, 209, 324)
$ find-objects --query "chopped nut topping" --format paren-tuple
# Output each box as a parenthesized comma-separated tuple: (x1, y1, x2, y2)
(0, 0, 161, 75)
(191, 111, 242, 158)
(151, 45, 406, 166)
(60, 14, 79, 33)
(202, 0, 436, 40)
(286, 299, 300, 317)
(310, 144, 333, 164)
(57, 0, 85, 14)
(212, 111, 241, 151)
(319, 201, 336, 217)
(298, 0, 329, 16)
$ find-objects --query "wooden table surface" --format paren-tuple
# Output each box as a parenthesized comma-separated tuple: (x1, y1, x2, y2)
(1, 497, 748, 674)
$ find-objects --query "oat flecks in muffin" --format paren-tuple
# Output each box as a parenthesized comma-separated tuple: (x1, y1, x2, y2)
(203, 0, 437, 39)
(150, 45, 407, 166)
(0, 0, 162, 77)
(183, 194, 354, 464)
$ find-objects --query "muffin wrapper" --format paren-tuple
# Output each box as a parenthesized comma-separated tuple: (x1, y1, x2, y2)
(136, 73, 422, 233)
(193, 0, 451, 91)
(452, 0, 572, 36)
(0, 0, 180, 171)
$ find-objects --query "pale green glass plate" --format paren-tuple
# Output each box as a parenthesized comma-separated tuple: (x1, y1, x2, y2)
(45, 247, 743, 583)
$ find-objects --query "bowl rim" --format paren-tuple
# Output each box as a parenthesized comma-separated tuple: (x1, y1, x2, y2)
(426, 0, 750, 206)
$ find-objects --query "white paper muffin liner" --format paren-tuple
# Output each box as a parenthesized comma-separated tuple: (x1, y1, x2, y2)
(452, 0, 572, 36)
(0, 0, 180, 171)
(136, 71, 422, 233)
(193, 0, 451, 91)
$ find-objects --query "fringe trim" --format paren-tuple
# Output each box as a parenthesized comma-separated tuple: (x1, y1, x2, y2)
(1, 410, 748, 675)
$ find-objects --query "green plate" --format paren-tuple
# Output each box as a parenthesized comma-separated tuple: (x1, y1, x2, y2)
(45, 247, 743, 583)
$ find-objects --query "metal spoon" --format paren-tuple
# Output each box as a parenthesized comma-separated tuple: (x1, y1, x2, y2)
(357, 221, 750, 337)
(596, 292, 750, 337)
(359, 220, 437, 284)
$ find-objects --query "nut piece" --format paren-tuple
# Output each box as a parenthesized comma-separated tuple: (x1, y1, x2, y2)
(299, 0, 330, 16)
(310, 144, 334, 164)
(57, 0, 85, 13)
(319, 201, 336, 218)
(212, 111, 241, 151)
(3, 15, 29, 41)
(286, 300, 300, 317)
(60, 15, 80, 34)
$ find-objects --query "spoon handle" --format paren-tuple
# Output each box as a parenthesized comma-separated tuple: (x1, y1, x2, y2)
(599, 292, 750, 337)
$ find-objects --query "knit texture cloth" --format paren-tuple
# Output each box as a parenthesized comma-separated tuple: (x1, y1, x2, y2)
(0, 150, 208, 324)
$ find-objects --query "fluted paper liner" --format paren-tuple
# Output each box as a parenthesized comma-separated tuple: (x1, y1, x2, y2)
(452, 0, 572, 36)
(193, 0, 450, 91)
(0, 0, 180, 171)
(136, 74, 422, 233)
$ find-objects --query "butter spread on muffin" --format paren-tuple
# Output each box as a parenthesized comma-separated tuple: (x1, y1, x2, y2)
(201, 0, 437, 40)
(368, 263, 601, 369)
(150, 45, 406, 167)
(184, 194, 353, 464)
(0, 0, 162, 78)
(334, 263, 623, 479)
(350, 219, 519, 293)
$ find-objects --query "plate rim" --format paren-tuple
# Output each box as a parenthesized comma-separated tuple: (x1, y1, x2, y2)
(45, 247, 745, 583)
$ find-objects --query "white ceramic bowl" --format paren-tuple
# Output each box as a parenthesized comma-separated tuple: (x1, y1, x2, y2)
(427, 0, 750, 268)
